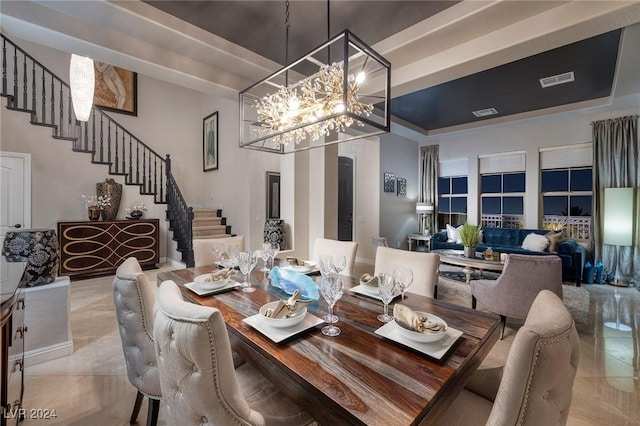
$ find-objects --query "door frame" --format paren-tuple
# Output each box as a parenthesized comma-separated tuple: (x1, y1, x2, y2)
(0, 151, 32, 230)
(338, 154, 356, 241)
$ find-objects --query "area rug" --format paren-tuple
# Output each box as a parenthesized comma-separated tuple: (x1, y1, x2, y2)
(437, 270, 589, 324)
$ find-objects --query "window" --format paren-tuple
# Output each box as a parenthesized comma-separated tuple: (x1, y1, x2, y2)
(539, 144, 592, 239)
(480, 172, 525, 228)
(438, 176, 467, 230)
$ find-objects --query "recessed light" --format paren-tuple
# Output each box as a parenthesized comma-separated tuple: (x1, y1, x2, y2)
(472, 108, 498, 118)
(540, 71, 575, 88)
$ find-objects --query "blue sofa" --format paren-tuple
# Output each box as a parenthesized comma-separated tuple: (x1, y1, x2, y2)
(424, 227, 586, 286)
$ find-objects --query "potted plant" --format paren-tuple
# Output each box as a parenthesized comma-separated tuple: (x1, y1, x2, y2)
(459, 222, 482, 258)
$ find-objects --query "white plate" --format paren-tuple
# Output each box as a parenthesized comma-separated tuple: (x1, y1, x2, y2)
(216, 259, 239, 269)
(243, 313, 324, 343)
(375, 321, 463, 360)
(258, 301, 308, 328)
(349, 284, 401, 301)
(193, 274, 232, 289)
(282, 261, 318, 273)
(184, 280, 240, 296)
(281, 265, 320, 275)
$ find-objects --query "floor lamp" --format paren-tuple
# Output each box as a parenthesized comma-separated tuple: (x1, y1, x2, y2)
(603, 187, 634, 287)
(416, 202, 434, 235)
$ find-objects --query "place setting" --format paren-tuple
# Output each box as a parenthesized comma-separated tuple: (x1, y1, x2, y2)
(184, 268, 241, 296)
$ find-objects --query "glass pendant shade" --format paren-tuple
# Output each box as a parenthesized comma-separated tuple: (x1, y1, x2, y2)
(69, 54, 95, 122)
(240, 30, 390, 154)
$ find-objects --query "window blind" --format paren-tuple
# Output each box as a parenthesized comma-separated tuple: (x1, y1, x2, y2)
(440, 157, 468, 177)
(540, 143, 592, 169)
(479, 151, 525, 174)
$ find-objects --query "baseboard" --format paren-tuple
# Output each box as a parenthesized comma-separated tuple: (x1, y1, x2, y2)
(10, 340, 74, 367)
(162, 257, 186, 269)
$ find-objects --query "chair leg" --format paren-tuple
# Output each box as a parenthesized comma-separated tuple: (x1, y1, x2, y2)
(500, 315, 506, 340)
(130, 391, 143, 424)
(146, 398, 160, 426)
(434, 285, 438, 299)
(471, 295, 477, 309)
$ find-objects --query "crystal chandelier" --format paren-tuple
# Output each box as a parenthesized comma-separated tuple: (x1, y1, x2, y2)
(69, 54, 95, 122)
(240, 5, 390, 154)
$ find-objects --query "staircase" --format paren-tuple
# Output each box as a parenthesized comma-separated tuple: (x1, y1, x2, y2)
(0, 33, 203, 266)
(192, 209, 233, 239)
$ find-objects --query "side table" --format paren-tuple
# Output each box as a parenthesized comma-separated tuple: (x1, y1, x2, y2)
(407, 233, 432, 252)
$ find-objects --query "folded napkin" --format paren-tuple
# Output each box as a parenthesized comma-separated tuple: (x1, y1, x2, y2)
(263, 290, 312, 319)
(286, 256, 308, 266)
(203, 268, 233, 282)
(359, 273, 379, 287)
(268, 267, 320, 300)
(393, 304, 445, 333)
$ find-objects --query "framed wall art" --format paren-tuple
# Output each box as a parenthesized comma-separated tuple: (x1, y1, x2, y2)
(397, 178, 407, 197)
(203, 111, 219, 171)
(93, 62, 137, 115)
(383, 173, 395, 193)
(266, 172, 281, 219)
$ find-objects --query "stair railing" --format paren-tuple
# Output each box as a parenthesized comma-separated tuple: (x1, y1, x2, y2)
(1, 33, 194, 265)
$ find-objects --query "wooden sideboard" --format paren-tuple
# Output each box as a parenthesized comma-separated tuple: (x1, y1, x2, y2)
(58, 219, 159, 279)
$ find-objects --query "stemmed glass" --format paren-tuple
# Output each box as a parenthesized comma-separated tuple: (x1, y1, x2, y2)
(260, 242, 272, 272)
(238, 252, 256, 293)
(331, 255, 346, 276)
(319, 275, 344, 337)
(377, 272, 396, 322)
(269, 242, 280, 269)
(393, 266, 414, 301)
(318, 255, 333, 277)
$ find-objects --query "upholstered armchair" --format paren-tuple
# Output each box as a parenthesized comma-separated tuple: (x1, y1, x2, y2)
(470, 254, 563, 338)
(312, 238, 358, 278)
(431, 290, 580, 426)
(374, 247, 440, 298)
(193, 235, 244, 267)
(153, 280, 315, 426)
(112, 257, 161, 426)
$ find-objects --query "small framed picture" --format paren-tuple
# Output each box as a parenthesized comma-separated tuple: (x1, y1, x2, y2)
(384, 173, 395, 193)
(266, 172, 281, 219)
(397, 178, 407, 197)
(203, 111, 218, 171)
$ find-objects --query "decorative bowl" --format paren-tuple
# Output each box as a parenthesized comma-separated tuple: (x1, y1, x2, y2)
(259, 301, 307, 328)
(193, 274, 231, 290)
(287, 261, 317, 273)
(394, 312, 448, 343)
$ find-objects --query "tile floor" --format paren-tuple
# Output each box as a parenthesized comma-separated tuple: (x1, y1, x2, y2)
(18, 263, 640, 425)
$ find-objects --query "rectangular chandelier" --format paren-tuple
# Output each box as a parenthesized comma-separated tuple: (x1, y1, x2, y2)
(240, 30, 391, 154)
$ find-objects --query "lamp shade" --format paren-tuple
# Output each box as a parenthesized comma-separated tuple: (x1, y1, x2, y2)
(69, 54, 95, 122)
(416, 202, 434, 214)
(2, 229, 60, 287)
(603, 187, 634, 246)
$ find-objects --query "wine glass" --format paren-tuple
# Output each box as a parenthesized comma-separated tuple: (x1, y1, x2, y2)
(393, 266, 414, 301)
(260, 242, 272, 272)
(226, 245, 239, 267)
(318, 255, 333, 277)
(238, 252, 255, 293)
(377, 272, 396, 323)
(269, 242, 280, 269)
(331, 255, 346, 276)
(320, 275, 344, 336)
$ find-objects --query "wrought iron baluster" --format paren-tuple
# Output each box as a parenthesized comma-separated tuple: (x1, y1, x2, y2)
(41, 68, 46, 123)
(50, 73, 55, 127)
(99, 114, 104, 162)
(12, 45, 17, 106)
(2, 38, 7, 94)
(121, 129, 126, 174)
(153, 155, 158, 201)
(91, 112, 96, 156)
(148, 150, 152, 194)
(136, 142, 140, 184)
(22, 53, 27, 108)
(159, 162, 164, 202)
(128, 136, 133, 183)
(107, 120, 112, 166)
(84, 119, 89, 151)
(59, 82, 63, 135)
(31, 60, 36, 112)
(142, 148, 147, 192)
(114, 125, 119, 173)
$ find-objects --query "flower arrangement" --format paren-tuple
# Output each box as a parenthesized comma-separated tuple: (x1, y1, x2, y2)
(82, 195, 111, 209)
(125, 202, 147, 219)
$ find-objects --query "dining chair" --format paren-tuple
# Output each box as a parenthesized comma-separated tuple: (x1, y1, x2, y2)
(112, 257, 161, 426)
(193, 235, 244, 267)
(373, 247, 440, 298)
(431, 290, 580, 426)
(470, 254, 563, 339)
(153, 280, 316, 426)
(312, 238, 358, 277)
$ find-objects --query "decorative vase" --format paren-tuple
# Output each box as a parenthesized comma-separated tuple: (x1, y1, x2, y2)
(88, 206, 101, 221)
(264, 219, 285, 250)
(463, 245, 476, 258)
(96, 178, 122, 221)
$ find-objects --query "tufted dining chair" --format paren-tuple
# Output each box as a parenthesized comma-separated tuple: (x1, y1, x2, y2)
(312, 238, 358, 278)
(193, 235, 245, 267)
(373, 247, 440, 298)
(112, 257, 161, 426)
(470, 254, 563, 339)
(153, 280, 316, 426)
(431, 290, 580, 426)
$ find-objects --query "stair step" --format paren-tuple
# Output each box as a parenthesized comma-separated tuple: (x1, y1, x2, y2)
(30, 121, 57, 129)
(6, 106, 35, 114)
(72, 148, 94, 154)
(192, 217, 222, 226)
(193, 234, 232, 240)
(53, 135, 77, 142)
(193, 209, 221, 218)
(91, 160, 112, 165)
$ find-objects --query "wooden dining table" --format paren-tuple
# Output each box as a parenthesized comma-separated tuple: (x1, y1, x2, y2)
(156, 264, 501, 425)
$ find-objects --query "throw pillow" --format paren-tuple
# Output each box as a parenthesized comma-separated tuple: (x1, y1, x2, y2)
(521, 233, 549, 252)
(545, 231, 564, 253)
(446, 224, 463, 243)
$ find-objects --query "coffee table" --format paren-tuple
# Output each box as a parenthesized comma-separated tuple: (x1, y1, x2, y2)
(433, 249, 505, 285)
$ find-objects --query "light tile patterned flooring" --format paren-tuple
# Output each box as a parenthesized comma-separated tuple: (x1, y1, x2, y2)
(19, 263, 640, 425)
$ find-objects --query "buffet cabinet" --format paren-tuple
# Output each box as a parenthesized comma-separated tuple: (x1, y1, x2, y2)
(58, 219, 159, 279)
(1, 286, 25, 426)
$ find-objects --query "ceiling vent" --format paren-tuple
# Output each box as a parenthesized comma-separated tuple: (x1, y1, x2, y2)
(540, 71, 575, 88)
(472, 108, 498, 118)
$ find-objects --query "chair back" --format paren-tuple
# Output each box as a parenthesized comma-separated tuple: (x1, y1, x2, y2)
(112, 257, 161, 399)
(193, 235, 244, 267)
(373, 247, 440, 298)
(312, 238, 358, 277)
(153, 280, 265, 425)
(488, 290, 580, 426)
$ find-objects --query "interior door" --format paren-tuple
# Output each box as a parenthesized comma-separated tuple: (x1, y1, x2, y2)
(338, 156, 353, 241)
(1, 152, 31, 293)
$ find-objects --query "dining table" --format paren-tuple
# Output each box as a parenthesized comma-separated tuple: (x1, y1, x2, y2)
(156, 262, 501, 425)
